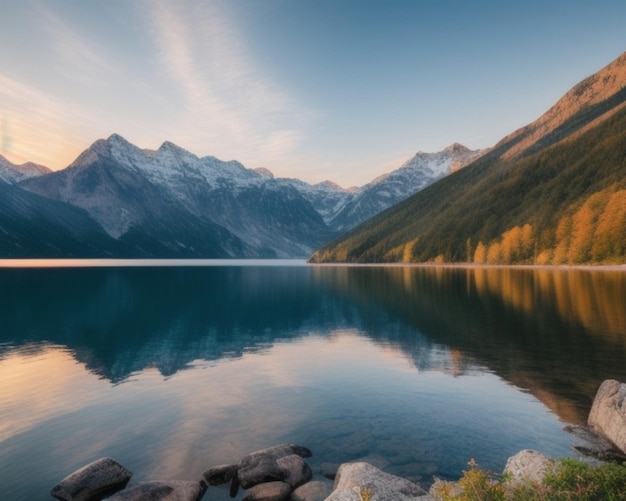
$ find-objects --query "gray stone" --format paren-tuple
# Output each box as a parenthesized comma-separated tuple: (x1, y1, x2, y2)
(243, 481, 292, 501)
(202, 463, 238, 486)
(290, 480, 331, 501)
(106, 480, 206, 500)
(51, 457, 132, 501)
(564, 424, 626, 461)
(238, 444, 312, 489)
(588, 379, 626, 454)
(276, 454, 312, 489)
(503, 450, 555, 484)
(325, 462, 434, 501)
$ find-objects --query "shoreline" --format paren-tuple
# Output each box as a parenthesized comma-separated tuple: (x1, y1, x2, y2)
(0, 257, 624, 271)
(308, 261, 626, 272)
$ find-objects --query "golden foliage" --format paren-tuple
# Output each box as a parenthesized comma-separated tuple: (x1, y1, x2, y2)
(402, 240, 416, 263)
(591, 189, 626, 262)
(486, 241, 502, 264)
(469, 186, 624, 265)
(473, 242, 487, 264)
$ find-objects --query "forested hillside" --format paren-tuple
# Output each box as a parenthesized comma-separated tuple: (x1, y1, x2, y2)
(311, 101, 626, 265)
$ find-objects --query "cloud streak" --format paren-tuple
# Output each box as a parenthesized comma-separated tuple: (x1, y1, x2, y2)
(32, 2, 119, 83)
(148, 0, 310, 166)
(0, 73, 100, 168)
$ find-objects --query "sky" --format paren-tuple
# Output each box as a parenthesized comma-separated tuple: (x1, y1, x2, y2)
(1, 0, 625, 187)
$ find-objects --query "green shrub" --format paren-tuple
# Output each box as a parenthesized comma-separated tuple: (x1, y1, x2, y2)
(434, 459, 505, 501)
(433, 458, 626, 501)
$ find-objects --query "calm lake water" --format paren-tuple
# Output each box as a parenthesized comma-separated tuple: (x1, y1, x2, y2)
(1, 261, 625, 500)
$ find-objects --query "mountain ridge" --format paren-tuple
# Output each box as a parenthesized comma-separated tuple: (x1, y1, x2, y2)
(11, 132, 478, 258)
(310, 51, 626, 265)
(0, 154, 51, 184)
(21, 134, 335, 258)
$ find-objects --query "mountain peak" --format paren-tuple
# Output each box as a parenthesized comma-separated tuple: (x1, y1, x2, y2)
(69, 133, 142, 169)
(254, 167, 274, 178)
(157, 141, 199, 163)
(105, 133, 135, 150)
(0, 154, 51, 183)
(443, 143, 470, 154)
(498, 50, 626, 161)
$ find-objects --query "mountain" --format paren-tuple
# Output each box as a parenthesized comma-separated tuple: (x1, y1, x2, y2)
(327, 143, 484, 231)
(310, 51, 626, 265)
(0, 155, 51, 184)
(10, 137, 482, 258)
(21, 134, 335, 258)
(277, 178, 355, 225)
(0, 179, 131, 257)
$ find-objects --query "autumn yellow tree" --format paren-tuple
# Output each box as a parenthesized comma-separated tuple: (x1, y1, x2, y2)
(567, 191, 608, 263)
(473, 241, 487, 264)
(486, 241, 502, 264)
(591, 189, 626, 262)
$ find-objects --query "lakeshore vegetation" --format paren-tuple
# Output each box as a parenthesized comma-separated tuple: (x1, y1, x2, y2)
(311, 106, 626, 265)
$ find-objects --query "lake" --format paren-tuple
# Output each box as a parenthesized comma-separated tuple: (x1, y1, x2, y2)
(1, 261, 625, 500)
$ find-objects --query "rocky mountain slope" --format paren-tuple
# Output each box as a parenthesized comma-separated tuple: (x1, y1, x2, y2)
(311, 51, 626, 265)
(0, 155, 51, 184)
(0, 179, 130, 258)
(328, 143, 483, 231)
(21, 134, 335, 258)
(12, 131, 478, 258)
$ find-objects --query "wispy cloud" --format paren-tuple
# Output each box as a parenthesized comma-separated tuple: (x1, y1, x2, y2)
(0, 73, 99, 168)
(148, 0, 310, 166)
(33, 3, 118, 82)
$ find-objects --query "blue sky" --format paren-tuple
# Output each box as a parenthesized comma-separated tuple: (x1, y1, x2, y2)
(1, 0, 625, 187)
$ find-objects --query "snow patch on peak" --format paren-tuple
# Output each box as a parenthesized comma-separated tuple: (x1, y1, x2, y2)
(158, 141, 197, 158)
(0, 155, 51, 183)
(155, 141, 199, 166)
(443, 142, 470, 154)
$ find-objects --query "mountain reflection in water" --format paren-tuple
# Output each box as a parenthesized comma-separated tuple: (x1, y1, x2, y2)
(315, 265, 626, 424)
(1, 263, 625, 499)
(1, 264, 624, 424)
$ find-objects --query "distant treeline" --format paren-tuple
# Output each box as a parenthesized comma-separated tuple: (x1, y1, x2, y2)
(312, 106, 626, 265)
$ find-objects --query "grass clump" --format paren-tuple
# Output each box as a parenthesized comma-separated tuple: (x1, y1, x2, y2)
(433, 458, 626, 501)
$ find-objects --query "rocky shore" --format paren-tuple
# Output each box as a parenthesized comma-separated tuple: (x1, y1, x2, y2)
(51, 379, 626, 501)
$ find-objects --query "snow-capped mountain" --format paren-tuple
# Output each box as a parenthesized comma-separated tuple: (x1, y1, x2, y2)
(277, 178, 356, 225)
(21, 134, 335, 258)
(0, 154, 51, 184)
(11, 133, 483, 258)
(328, 143, 485, 231)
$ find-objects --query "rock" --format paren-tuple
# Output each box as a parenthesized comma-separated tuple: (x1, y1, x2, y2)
(276, 454, 312, 488)
(564, 424, 626, 462)
(203, 463, 238, 486)
(238, 444, 313, 489)
(503, 450, 555, 484)
(290, 480, 331, 501)
(243, 480, 292, 501)
(325, 462, 434, 501)
(588, 379, 626, 454)
(50, 457, 132, 501)
(106, 480, 207, 500)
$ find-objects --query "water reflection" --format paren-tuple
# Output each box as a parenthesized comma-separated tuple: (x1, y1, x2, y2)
(315, 266, 626, 423)
(1, 265, 625, 423)
(1, 263, 625, 500)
